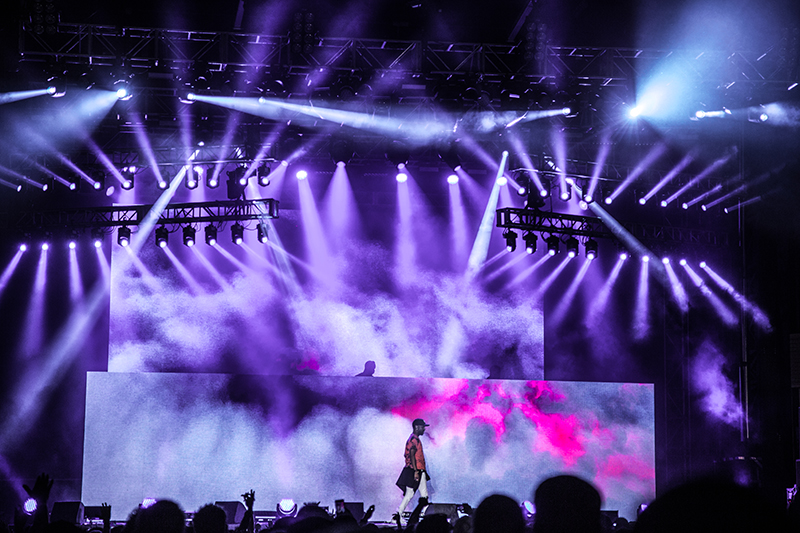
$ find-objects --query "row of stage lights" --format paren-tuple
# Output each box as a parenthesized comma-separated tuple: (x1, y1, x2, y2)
(500, 229, 713, 268)
(119, 224, 269, 248)
(15, 223, 269, 251)
(502, 231, 599, 259)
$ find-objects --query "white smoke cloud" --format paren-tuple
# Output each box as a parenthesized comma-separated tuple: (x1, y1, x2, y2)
(690, 340, 744, 426)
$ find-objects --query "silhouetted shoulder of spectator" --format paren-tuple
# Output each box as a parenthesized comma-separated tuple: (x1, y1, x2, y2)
(297, 504, 331, 522)
(415, 513, 450, 533)
(360, 523, 381, 533)
(533, 475, 601, 533)
(329, 513, 360, 533)
(452, 515, 472, 533)
(110, 525, 125, 533)
(135, 500, 186, 533)
(44, 521, 84, 533)
(194, 504, 228, 533)
(633, 477, 790, 533)
(288, 516, 334, 533)
(474, 494, 524, 533)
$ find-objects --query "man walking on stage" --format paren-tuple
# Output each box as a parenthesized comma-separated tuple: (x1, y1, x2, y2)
(395, 418, 431, 522)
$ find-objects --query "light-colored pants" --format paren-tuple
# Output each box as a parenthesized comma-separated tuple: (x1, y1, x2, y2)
(398, 473, 428, 516)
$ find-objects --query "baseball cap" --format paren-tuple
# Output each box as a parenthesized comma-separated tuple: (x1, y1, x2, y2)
(412, 418, 430, 427)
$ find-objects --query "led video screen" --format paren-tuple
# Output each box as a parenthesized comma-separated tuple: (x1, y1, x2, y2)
(82, 372, 654, 521)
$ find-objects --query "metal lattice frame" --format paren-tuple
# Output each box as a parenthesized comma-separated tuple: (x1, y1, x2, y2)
(17, 22, 799, 88)
(1, 198, 278, 232)
(496, 206, 732, 246)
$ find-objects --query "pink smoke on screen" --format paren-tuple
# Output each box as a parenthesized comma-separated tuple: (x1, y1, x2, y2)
(690, 340, 744, 426)
(389, 380, 611, 466)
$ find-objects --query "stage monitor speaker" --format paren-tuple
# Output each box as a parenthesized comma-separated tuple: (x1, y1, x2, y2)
(214, 501, 245, 524)
(422, 503, 458, 521)
(50, 501, 84, 525)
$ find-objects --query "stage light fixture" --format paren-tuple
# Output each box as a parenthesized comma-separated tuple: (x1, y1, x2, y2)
(205, 225, 218, 246)
(257, 225, 268, 243)
(585, 239, 598, 260)
(329, 139, 354, 165)
(42, 243, 49, 251)
(186, 166, 201, 189)
(20, 243, 28, 252)
(158, 177, 168, 190)
(496, 176, 508, 186)
(503, 229, 517, 252)
(46, 77, 66, 98)
(206, 171, 219, 189)
(114, 80, 132, 101)
(296, 169, 308, 180)
(277, 499, 298, 519)
(604, 197, 613, 205)
(155, 226, 169, 248)
(118, 226, 131, 247)
(121, 167, 135, 190)
(396, 172, 408, 183)
(662, 257, 670, 264)
(660, 200, 667, 207)
(638, 197, 646, 205)
(227, 167, 246, 199)
(559, 183, 572, 201)
(620, 252, 628, 260)
(23, 498, 37, 514)
(447, 174, 459, 184)
(91, 170, 105, 191)
(231, 223, 244, 245)
(546, 236, 560, 256)
(566, 237, 579, 258)
(183, 226, 196, 247)
(69, 241, 77, 250)
(523, 232, 538, 254)
(92, 228, 104, 248)
(642, 255, 650, 263)
(257, 164, 271, 186)
(679, 259, 687, 266)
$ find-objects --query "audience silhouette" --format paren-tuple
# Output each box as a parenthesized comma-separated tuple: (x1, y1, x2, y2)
(12, 471, 798, 533)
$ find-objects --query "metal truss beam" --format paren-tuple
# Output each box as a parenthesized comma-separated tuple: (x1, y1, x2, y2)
(1, 199, 278, 232)
(496, 206, 731, 247)
(18, 23, 799, 88)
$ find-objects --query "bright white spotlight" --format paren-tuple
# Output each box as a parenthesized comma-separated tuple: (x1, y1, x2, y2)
(496, 176, 508, 186)
(158, 179, 168, 190)
(662, 257, 670, 264)
(700, 204, 708, 211)
(539, 188, 549, 197)
(604, 197, 613, 205)
(620, 252, 628, 260)
(700, 261, 707, 268)
(296, 170, 308, 180)
(116, 88, 128, 99)
(447, 174, 459, 184)
(681, 203, 689, 210)
(660, 200, 668, 207)
(69, 241, 77, 250)
(695, 110, 706, 119)
(629, 106, 642, 118)
(638, 198, 646, 205)
(584, 194, 593, 203)
(679, 259, 687, 266)
(20, 244, 28, 252)
(396, 172, 408, 183)
(93, 181, 101, 190)
(642, 255, 650, 263)
(560, 191, 569, 200)
(42, 243, 49, 251)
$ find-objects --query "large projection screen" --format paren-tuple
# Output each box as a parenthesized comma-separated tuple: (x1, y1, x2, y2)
(83, 372, 654, 521)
